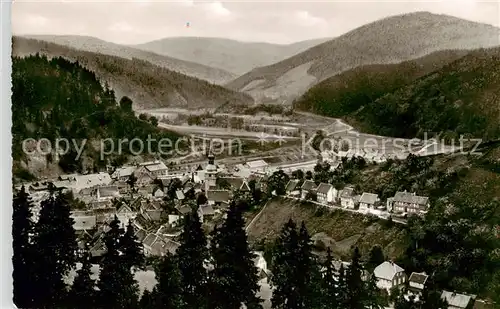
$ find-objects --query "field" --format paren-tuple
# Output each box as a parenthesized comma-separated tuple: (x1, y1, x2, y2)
(247, 197, 408, 260)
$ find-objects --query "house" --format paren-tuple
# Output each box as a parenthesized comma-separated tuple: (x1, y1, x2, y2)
(168, 214, 181, 226)
(441, 291, 476, 309)
(207, 190, 230, 206)
(373, 261, 407, 291)
(198, 204, 216, 223)
(71, 215, 97, 232)
(143, 234, 180, 256)
(408, 272, 428, 294)
(90, 239, 106, 258)
(216, 177, 250, 192)
(285, 179, 300, 196)
(115, 204, 136, 228)
(473, 299, 495, 309)
(96, 185, 120, 200)
(141, 202, 163, 222)
(245, 160, 268, 173)
(316, 183, 336, 204)
(176, 205, 192, 216)
(301, 180, 317, 199)
(111, 166, 136, 181)
(175, 190, 185, 201)
(141, 161, 168, 178)
(359, 192, 380, 212)
(72, 173, 113, 193)
(389, 191, 430, 215)
(152, 187, 164, 198)
(134, 228, 148, 243)
(340, 187, 356, 209)
(252, 251, 270, 279)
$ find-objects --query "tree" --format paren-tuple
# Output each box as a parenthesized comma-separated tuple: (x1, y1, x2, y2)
(267, 170, 290, 196)
(12, 186, 35, 308)
(149, 116, 159, 126)
(208, 202, 262, 309)
(270, 219, 316, 309)
(119, 96, 133, 113)
(127, 174, 138, 193)
(367, 245, 385, 273)
(32, 192, 77, 308)
(177, 209, 208, 309)
(364, 273, 384, 309)
(305, 171, 313, 180)
(218, 178, 231, 190)
(139, 113, 149, 121)
(271, 219, 299, 309)
(139, 290, 155, 309)
(97, 216, 139, 309)
(121, 220, 144, 270)
(197, 193, 208, 206)
(69, 250, 96, 309)
(320, 248, 338, 309)
(346, 247, 365, 309)
(152, 253, 183, 309)
(292, 169, 304, 180)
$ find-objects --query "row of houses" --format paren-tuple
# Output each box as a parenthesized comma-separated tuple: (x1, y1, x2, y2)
(285, 179, 430, 215)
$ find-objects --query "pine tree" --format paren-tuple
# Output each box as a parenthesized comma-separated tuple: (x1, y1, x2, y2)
(345, 247, 365, 309)
(208, 202, 262, 309)
(367, 245, 385, 273)
(97, 215, 139, 309)
(32, 192, 77, 308)
(296, 222, 316, 309)
(69, 249, 96, 309)
(320, 248, 338, 309)
(421, 277, 448, 309)
(139, 290, 155, 309)
(337, 264, 349, 308)
(12, 186, 35, 308)
(364, 273, 384, 309)
(270, 218, 302, 309)
(152, 253, 183, 309)
(177, 209, 208, 309)
(121, 220, 144, 270)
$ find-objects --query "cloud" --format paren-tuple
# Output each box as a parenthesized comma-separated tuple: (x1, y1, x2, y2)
(203, 1, 231, 17)
(108, 22, 134, 33)
(25, 14, 49, 27)
(294, 10, 327, 27)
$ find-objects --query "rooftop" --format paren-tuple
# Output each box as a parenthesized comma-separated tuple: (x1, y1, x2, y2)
(409, 272, 428, 285)
(285, 179, 300, 192)
(441, 291, 475, 309)
(316, 183, 333, 195)
(301, 180, 317, 191)
(207, 190, 230, 203)
(393, 191, 429, 206)
(374, 261, 404, 281)
(359, 192, 379, 205)
(245, 160, 268, 169)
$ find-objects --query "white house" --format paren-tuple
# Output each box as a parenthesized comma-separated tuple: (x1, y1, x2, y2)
(245, 160, 269, 174)
(359, 192, 379, 212)
(285, 179, 300, 196)
(441, 291, 476, 309)
(340, 187, 356, 209)
(373, 261, 407, 292)
(408, 272, 428, 294)
(140, 161, 168, 178)
(388, 191, 430, 215)
(301, 180, 317, 200)
(316, 183, 336, 204)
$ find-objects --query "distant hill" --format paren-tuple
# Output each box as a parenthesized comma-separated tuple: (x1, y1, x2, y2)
(296, 47, 500, 140)
(133, 37, 331, 75)
(24, 35, 236, 84)
(227, 12, 500, 104)
(13, 37, 254, 111)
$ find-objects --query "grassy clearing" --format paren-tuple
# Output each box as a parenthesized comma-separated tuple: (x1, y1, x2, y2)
(247, 197, 408, 260)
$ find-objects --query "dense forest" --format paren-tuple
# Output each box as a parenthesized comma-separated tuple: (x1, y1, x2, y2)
(12, 55, 180, 179)
(294, 48, 500, 141)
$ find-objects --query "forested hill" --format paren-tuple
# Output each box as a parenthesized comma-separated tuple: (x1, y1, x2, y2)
(12, 55, 179, 180)
(294, 47, 500, 141)
(12, 37, 254, 111)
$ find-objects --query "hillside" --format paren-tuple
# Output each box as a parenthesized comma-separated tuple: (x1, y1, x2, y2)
(249, 142, 500, 301)
(133, 37, 331, 75)
(295, 47, 500, 140)
(13, 37, 254, 111)
(25, 35, 236, 84)
(227, 12, 500, 104)
(11, 55, 180, 180)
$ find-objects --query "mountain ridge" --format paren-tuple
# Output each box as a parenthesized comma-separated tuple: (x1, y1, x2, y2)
(23, 34, 236, 84)
(226, 11, 500, 104)
(133, 36, 332, 75)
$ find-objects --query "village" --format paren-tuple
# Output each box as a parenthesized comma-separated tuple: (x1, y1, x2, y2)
(15, 148, 490, 309)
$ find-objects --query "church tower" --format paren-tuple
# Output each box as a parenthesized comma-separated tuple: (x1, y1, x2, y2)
(204, 152, 217, 192)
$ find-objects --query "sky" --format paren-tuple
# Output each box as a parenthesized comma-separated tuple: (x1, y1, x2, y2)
(12, 0, 500, 45)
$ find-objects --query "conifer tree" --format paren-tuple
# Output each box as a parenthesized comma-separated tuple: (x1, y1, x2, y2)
(70, 250, 96, 309)
(320, 248, 338, 309)
(209, 202, 262, 309)
(12, 186, 35, 308)
(364, 273, 384, 309)
(270, 218, 301, 309)
(337, 264, 349, 308)
(177, 209, 208, 309)
(121, 220, 144, 269)
(32, 192, 77, 308)
(97, 215, 139, 309)
(296, 222, 317, 308)
(367, 245, 385, 273)
(346, 247, 365, 309)
(152, 253, 183, 309)
(139, 290, 155, 309)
